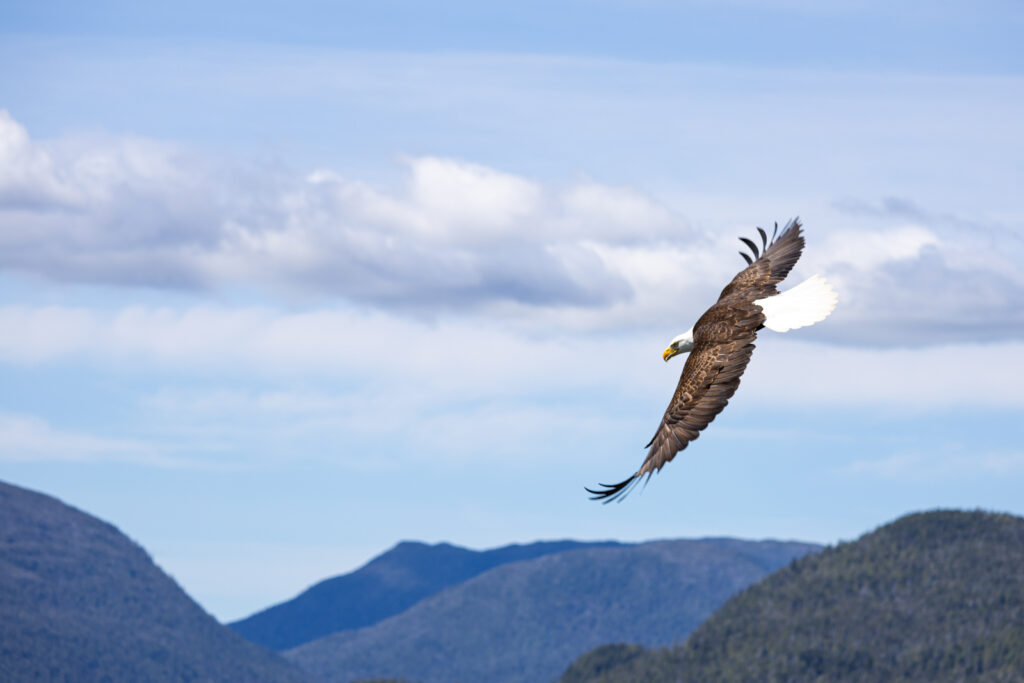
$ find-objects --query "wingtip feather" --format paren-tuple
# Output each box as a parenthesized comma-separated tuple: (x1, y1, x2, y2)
(585, 474, 641, 503)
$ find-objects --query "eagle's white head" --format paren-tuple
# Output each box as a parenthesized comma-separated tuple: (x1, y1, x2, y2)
(662, 326, 695, 362)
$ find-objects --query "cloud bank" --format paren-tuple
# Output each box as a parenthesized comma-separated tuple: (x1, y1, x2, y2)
(2, 111, 1022, 346)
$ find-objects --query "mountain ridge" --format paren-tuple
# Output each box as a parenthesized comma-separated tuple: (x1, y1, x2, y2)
(230, 537, 625, 650)
(285, 537, 820, 683)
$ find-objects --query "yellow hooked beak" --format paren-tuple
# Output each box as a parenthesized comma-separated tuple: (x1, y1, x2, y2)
(662, 345, 680, 362)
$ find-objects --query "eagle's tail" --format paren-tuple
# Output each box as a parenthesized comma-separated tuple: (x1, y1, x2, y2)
(756, 274, 837, 333)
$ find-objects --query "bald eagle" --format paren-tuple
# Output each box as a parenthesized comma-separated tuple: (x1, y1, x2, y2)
(587, 218, 836, 502)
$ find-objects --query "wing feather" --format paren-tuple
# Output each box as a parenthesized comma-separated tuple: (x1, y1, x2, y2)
(721, 218, 805, 299)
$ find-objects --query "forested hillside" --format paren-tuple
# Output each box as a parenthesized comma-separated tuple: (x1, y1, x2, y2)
(0, 480, 310, 682)
(562, 510, 1024, 682)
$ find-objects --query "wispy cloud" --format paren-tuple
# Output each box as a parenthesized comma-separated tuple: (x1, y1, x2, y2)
(1, 304, 1022, 411)
(0, 411, 229, 469)
(841, 450, 1024, 480)
(741, 339, 1024, 410)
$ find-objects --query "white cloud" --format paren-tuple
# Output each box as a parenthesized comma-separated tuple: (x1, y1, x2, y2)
(408, 156, 543, 240)
(0, 111, 72, 207)
(812, 224, 940, 272)
(0, 111, 635, 308)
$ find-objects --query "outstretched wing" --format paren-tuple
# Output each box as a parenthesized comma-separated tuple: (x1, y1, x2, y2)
(586, 310, 761, 503)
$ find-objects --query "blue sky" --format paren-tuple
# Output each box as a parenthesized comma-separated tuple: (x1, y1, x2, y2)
(1, 1, 1023, 621)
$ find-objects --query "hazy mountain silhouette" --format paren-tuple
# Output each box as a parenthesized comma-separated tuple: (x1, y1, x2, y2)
(231, 538, 623, 650)
(285, 538, 819, 683)
(0, 479, 310, 682)
(561, 510, 1024, 682)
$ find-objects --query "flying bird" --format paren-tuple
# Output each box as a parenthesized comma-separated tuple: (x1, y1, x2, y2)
(586, 218, 836, 502)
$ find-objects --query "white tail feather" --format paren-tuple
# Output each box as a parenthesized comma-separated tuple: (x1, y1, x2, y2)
(755, 274, 837, 333)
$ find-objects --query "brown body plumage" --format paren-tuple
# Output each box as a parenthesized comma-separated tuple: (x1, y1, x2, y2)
(587, 219, 806, 502)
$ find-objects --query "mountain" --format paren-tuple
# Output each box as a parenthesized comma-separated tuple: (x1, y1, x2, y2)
(231, 538, 623, 650)
(285, 538, 820, 683)
(0, 479, 310, 683)
(560, 510, 1024, 682)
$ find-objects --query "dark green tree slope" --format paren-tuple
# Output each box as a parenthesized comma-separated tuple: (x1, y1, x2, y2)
(0, 479, 310, 683)
(561, 510, 1024, 683)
